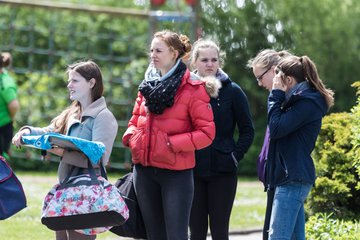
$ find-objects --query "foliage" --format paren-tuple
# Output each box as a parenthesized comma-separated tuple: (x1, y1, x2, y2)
(306, 83, 360, 219)
(350, 82, 360, 190)
(198, 0, 360, 175)
(306, 213, 360, 240)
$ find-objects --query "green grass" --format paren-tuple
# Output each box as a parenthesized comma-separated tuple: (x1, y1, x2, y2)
(0, 172, 265, 239)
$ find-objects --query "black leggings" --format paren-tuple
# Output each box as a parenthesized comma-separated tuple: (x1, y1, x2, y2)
(263, 189, 275, 240)
(134, 165, 194, 240)
(0, 122, 13, 155)
(189, 173, 237, 240)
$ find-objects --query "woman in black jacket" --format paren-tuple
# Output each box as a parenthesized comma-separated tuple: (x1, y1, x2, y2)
(189, 39, 254, 240)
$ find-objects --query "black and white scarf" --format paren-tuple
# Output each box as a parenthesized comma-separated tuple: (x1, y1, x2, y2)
(139, 61, 187, 114)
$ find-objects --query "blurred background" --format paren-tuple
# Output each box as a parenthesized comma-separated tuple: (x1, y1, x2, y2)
(1, 0, 359, 176)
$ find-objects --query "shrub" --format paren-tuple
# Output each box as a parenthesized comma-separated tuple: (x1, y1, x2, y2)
(306, 213, 360, 240)
(306, 82, 360, 219)
(350, 82, 360, 191)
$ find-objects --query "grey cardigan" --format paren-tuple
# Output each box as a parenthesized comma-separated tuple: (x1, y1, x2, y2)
(22, 97, 118, 180)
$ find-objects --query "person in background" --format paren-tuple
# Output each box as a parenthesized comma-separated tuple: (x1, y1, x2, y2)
(266, 55, 334, 239)
(122, 30, 215, 240)
(189, 39, 254, 240)
(247, 49, 292, 240)
(12, 60, 118, 240)
(0, 52, 20, 159)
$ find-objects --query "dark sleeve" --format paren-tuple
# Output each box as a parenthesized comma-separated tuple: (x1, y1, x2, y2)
(231, 82, 255, 161)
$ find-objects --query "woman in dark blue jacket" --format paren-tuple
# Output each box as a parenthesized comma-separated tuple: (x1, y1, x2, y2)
(189, 39, 254, 240)
(267, 55, 334, 240)
(247, 49, 292, 240)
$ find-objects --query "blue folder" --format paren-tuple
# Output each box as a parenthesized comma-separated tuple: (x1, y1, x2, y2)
(22, 133, 105, 165)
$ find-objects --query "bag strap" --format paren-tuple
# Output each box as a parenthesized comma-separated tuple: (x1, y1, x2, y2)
(99, 161, 107, 180)
(61, 158, 104, 186)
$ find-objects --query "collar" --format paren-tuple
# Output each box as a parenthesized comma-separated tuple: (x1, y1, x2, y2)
(285, 81, 310, 100)
(215, 68, 229, 82)
(66, 97, 107, 132)
(82, 96, 107, 118)
(145, 59, 181, 82)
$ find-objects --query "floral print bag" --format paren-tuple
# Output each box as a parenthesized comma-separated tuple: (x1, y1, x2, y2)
(41, 160, 129, 235)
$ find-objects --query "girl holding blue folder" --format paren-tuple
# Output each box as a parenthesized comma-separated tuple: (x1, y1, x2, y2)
(12, 60, 118, 240)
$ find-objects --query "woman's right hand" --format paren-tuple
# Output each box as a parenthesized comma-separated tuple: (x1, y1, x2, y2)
(272, 70, 287, 92)
(12, 128, 31, 148)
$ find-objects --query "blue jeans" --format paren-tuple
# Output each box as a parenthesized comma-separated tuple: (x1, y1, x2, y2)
(134, 165, 194, 240)
(268, 182, 312, 240)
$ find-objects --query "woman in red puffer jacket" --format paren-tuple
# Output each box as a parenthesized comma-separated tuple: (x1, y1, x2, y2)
(122, 30, 215, 240)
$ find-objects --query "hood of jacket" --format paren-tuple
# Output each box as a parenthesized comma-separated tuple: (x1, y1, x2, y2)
(283, 81, 328, 116)
(191, 69, 225, 98)
(215, 68, 229, 82)
(201, 76, 222, 98)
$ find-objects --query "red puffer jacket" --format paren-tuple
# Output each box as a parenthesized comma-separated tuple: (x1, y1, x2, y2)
(122, 70, 215, 170)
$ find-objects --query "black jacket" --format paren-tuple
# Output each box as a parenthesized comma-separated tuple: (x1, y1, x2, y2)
(194, 69, 254, 176)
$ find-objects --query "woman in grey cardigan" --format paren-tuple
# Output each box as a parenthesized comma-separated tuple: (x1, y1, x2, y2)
(12, 60, 118, 240)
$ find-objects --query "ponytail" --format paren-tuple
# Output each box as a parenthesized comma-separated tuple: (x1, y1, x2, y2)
(301, 56, 334, 110)
(277, 55, 334, 111)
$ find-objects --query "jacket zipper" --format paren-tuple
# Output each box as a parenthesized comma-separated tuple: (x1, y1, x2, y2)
(145, 110, 152, 165)
(231, 152, 238, 167)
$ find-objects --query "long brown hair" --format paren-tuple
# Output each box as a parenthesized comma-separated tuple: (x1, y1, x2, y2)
(277, 55, 335, 110)
(51, 60, 104, 134)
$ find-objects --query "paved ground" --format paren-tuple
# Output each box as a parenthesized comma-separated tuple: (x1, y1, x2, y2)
(207, 230, 262, 240)
(117, 231, 263, 240)
(230, 231, 262, 240)
(118, 230, 263, 240)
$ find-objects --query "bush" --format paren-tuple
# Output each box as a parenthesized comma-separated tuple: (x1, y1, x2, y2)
(306, 82, 360, 219)
(306, 213, 360, 240)
(350, 82, 360, 191)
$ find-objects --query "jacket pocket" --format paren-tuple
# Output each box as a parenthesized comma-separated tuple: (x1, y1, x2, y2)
(211, 148, 238, 173)
(128, 129, 144, 163)
(151, 131, 176, 166)
(274, 152, 289, 183)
